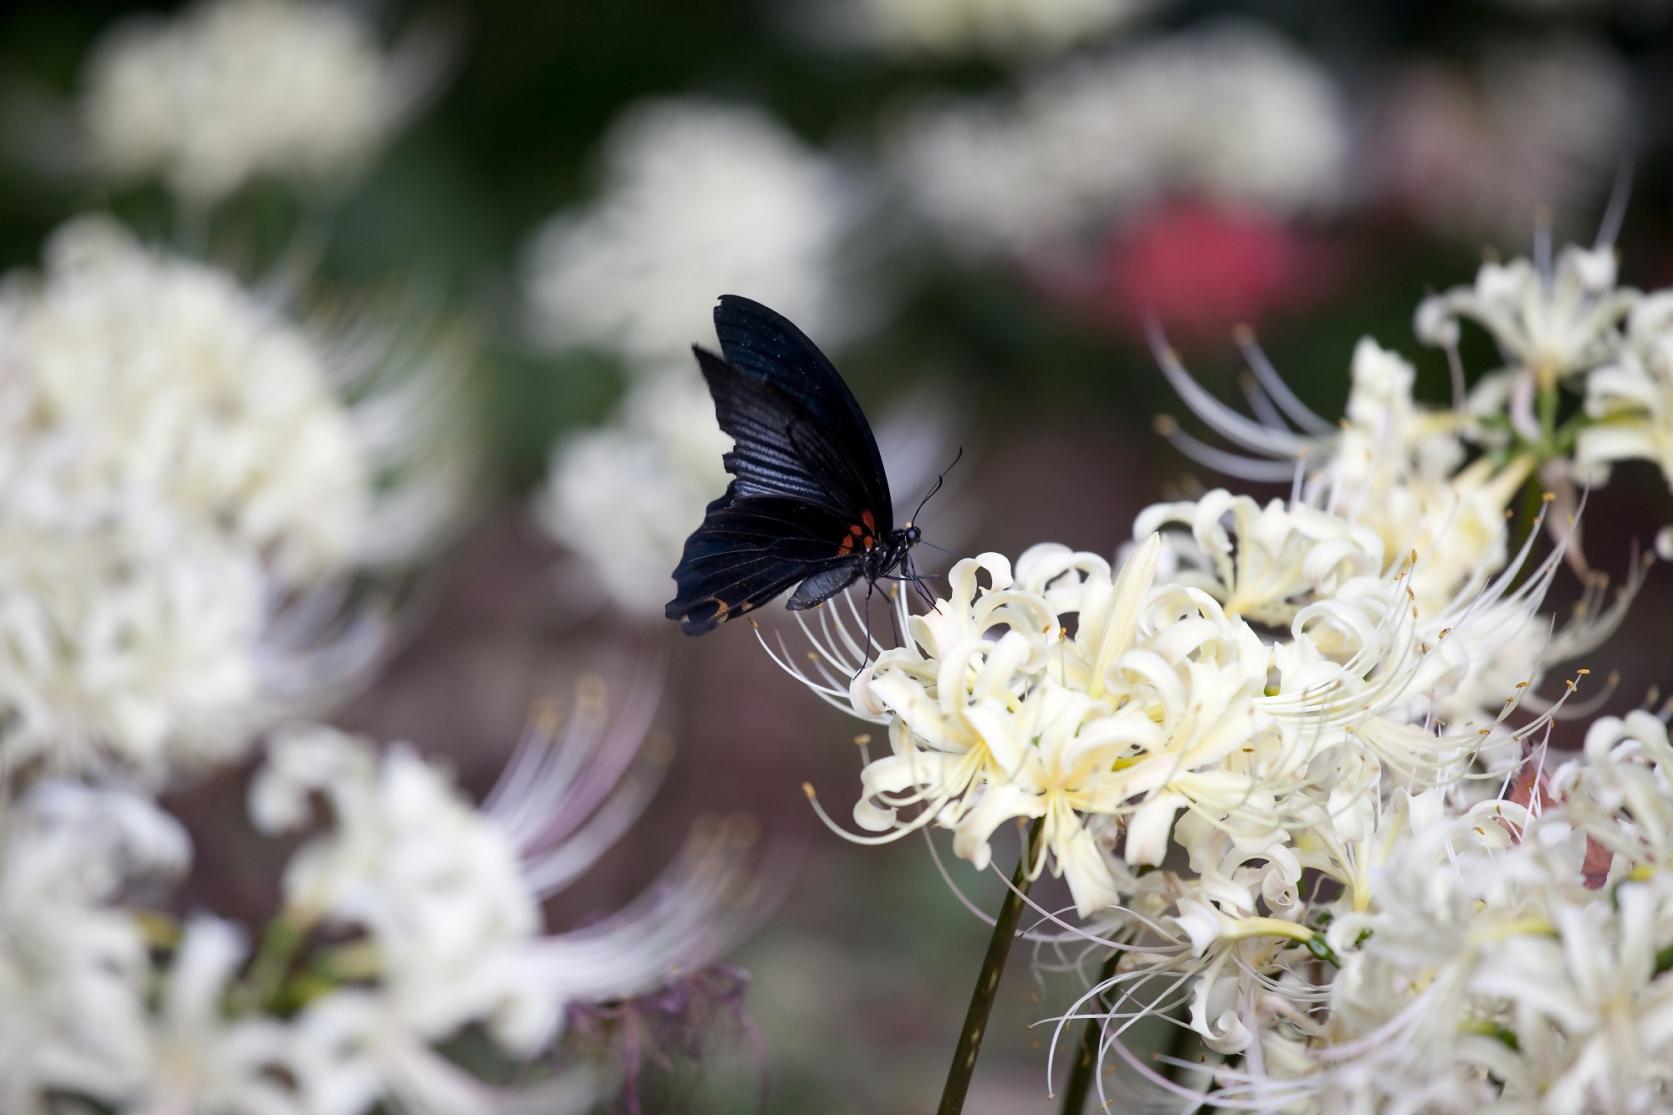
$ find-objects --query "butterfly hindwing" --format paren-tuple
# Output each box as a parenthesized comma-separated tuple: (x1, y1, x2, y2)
(666, 495, 860, 634)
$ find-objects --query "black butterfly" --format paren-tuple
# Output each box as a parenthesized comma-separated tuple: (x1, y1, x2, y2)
(665, 295, 928, 636)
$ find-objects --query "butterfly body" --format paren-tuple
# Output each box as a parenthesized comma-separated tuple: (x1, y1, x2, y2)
(666, 296, 921, 636)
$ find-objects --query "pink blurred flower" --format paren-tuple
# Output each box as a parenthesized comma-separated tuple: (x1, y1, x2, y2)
(1085, 200, 1333, 342)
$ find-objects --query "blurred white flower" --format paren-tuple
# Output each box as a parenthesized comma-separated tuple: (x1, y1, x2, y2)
(836, 0, 1149, 59)
(252, 677, 764, 1114)
(891, 22, 1346, 254)
(0, 499, 268, 778)
(1, 217, 367, 583)
(0, 218, 472, 779)
(0, 781, 190, 1112)
(0, 674, 762, 1113)
(135, 917, 297, 1115)
(522, 99, 861, 371)
(1416, 241, 1638, 387)
(1154, 335, 1529, 614)
(80, 0, 443, 205)
(1578, 292, 1673, 491)
(1370, 37, 1635, 245)
(537, 370, 731, 619)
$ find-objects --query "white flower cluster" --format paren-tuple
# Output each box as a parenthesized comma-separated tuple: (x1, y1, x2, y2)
(1002, 240, 1673, 1109)
(890, 21, 1346, 254)
(1156, 241, 1666, 728)
(1412, 241, 1673, 514)
(837, 0, 1150, 60)
(522, 98, 860, 372)
(1, 218, 369, 581)
(536, 371, 732, 619)
(0, 687, 760, 1115)
(0, 218, 466, 779)
(753, 229, 1673, 1111)
(80, 0, 437, 205)
(780, 488, 1561, 918)
(1580, 291, 1673, 487)
(1076, 710, 1673, 1115)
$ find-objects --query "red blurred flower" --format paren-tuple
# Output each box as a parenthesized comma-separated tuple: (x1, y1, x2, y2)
(1093, 200, 1333, 343)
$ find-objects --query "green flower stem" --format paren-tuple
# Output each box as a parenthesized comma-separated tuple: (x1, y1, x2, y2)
(1537, 382, 1560, 449)
(239, 912, 310, 1014)
(1059, 951, 1121, 1115)
(937, 817, 1045, 1115)
(1509, 474, 1547, 589)
(133, 909, 182, 951)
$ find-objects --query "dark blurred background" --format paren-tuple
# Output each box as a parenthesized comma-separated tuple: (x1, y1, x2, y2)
(4, 1, 1673, 1109)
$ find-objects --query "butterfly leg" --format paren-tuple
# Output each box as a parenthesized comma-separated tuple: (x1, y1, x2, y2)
(853, 579, 879, 682)
(906, 555, 940, 612)
(885, 581, 905, 647)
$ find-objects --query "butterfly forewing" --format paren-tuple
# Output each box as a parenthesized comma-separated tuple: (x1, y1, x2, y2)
(711, 296, 893, 526)
(693, 349, 843, 511)
(667, 495, 857, 634)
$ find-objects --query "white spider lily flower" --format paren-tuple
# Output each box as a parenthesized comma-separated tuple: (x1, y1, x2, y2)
(133, 918, 296, 1115)
(0, 781, 189, 1112)
(80, 0, 445, 205)
(536, 370, 731, 619)
(286, 987, 599, 1115)
(0, 218, 471, 778)
(890, 22, 1346, 255)
(1429, 546, 1647, 731)
(313, 287, 480, 571)
(1152, 335, 1529, 615)
(0, 496, 372, 780)
(1314, 821, 1673, 1115)
(1181, 722, 1673, 1115)
(1134, 488, 1388, 626)
(1415, 242, 1639, 386)
(1577, 292, 1673, 492)
(251, 674, 765, 1111)
(522, 98, 861, 371)
(836, 0, 1149, 59)
(775, 484, 1575, 932)
(1555, 710, 1673, 868)
(0, 666, 755, 1113)
(802, 534, 1278, 917)
(1149, 326, 1643, 731)
(1470, 883, 1673, 1114)
(0, 217, 368, 583)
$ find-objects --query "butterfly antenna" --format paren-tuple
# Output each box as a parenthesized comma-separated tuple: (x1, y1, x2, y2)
(907, 445, 965, 527)
(914, 539, 960, 559)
